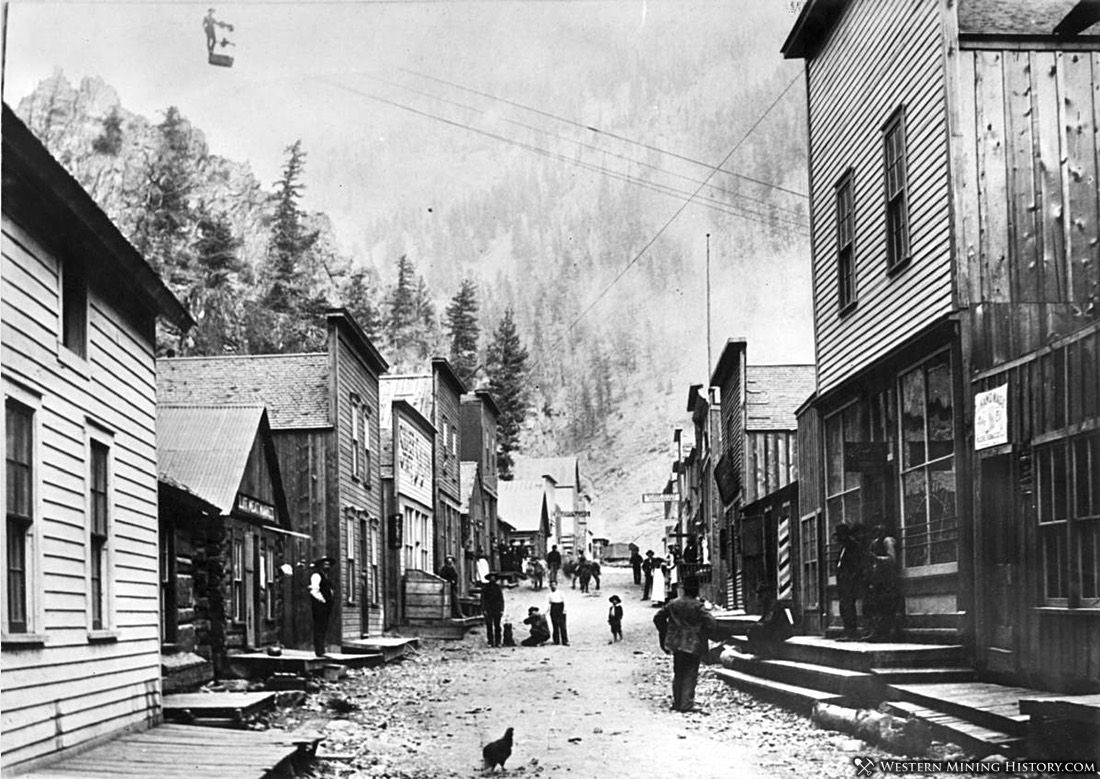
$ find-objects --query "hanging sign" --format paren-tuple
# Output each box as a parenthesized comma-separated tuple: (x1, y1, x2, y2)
(974, 384, 1009, 450)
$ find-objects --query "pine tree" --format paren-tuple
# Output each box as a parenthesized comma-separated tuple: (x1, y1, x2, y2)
(412, 276, 438, 361)
(486, 308, 530, 479)
(187, 209, 244, 355)
(446, 278, 480, 387)
(342, 267, 384, 343)
(386, 254, 418, 359)
(264, 140, 319, 314)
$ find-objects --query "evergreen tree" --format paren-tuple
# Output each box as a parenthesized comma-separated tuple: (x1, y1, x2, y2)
(264, 140, 319, 314)
(188, 209, 244, 355)
(342, 267, 384, 343)
(412, 276, 438, 361)
(386, 254, 418, 359)
(485, 308, 530, 479)
(92, 107, 123, 156)
(446, 278, 480, 387)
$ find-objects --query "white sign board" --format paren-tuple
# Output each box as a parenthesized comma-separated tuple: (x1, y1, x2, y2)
(396, 417, 433, 506)
(642, 493, 680, 503)
(974, 384, 1009, 450)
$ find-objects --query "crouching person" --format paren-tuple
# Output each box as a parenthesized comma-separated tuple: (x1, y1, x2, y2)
(522, 606, 551, 646)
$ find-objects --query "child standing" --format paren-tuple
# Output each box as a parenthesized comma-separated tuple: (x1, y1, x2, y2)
(608, 595, 624, 643)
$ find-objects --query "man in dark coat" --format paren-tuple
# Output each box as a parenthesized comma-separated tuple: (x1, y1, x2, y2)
(630, 548, 643, 585)
(835, 522, 868, 640)
(545, 545, 562, 585)
(653, 578, 716, 712)
(439, 555, 461, 617)
(480, 573, 505, 647)
(521, 606, 551, 646)
(641, 550, 656, 600)
(309, 557, 336, 657)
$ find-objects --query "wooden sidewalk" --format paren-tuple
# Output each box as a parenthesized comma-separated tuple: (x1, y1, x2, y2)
(24, 723, 312, 778)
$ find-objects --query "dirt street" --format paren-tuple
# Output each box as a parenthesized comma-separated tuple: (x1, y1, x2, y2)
(279, 566, 890, 779)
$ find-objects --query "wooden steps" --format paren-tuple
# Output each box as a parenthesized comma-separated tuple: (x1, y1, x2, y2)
(883, 700, 1024, 757)
(723, 652, 878, 701)
(226, 649, 329, 679)
(777, 636, 967, 672)
(713, 667, 846, 713)
(163, 691, 277, 726)
(871, 666, 977, 684)
(341, 636, 419, 663)
(23, 724, 313, 778)
(887, 681, 1055, 737)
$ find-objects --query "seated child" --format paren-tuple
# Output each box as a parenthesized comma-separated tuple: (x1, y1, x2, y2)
(521, 606, 551, 646)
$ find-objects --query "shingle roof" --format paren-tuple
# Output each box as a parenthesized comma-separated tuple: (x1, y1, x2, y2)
(158, 354, 331, 429)
(157, 404, 267, 514)
(498, 481, 547, 533)
(958, 0, 1095, 36)
(512, 456, 578, 489)
(460, 460, 480, 513)
(745, 365, 816, 431)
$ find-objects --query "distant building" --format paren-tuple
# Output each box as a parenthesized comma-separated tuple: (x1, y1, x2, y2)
(2, 104, 192, 771)
(460, 391, 501, 570)
(513, 456, 584, 554)
(498, 480, 553, 565)
(158, 310, 389, 641)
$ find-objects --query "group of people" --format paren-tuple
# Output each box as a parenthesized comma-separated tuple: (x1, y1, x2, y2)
(835, 522, 903, 641)
(546, 545, 602, 593)
(631, 548, 676, 601)
(479, 573, 574, 647)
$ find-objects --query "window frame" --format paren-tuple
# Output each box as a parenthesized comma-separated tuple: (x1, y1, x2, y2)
(1038, 432, 1100, 608)
(835, 169, 857, 313)
(61, 256, 88, 360)
(345, 510, 357, 606)
(883, 106, 911, 273)
(350, 393, 362, 481)
(3, 385, 45, 645)
(87, 428, 115, 635)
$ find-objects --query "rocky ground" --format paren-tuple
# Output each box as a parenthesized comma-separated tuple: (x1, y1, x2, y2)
(264, 567, 972, 778)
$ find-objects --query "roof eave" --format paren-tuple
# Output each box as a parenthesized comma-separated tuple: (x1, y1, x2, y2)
(326, 308, 389, 373)
(781, 0, 850, 60)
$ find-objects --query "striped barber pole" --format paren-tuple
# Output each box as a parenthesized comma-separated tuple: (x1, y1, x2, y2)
(777, 513, 792, 602)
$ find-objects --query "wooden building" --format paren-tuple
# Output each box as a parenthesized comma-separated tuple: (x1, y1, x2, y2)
(2, 105, 193, 771)
(460, 390, 501, 573)
(497, 480, 553, 562)
(710, 340, 814, 613)
(157, 404, 305, 681)
(682, 385, 723, 604)
(158, 310, 389, 645)
(513, 456, 584, 555)
(784, 0, 1099, 690)
(458, 460, 485, 598)
(429, 359, 467, 582)
(379, 390, 436, 627)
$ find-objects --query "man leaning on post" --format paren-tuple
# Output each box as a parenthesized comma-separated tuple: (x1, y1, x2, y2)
(653, 577, 716, 712)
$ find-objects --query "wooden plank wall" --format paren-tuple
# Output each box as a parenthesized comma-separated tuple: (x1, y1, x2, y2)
(807, 0, 955, 394)
(2, 217, 161, 770)
(744, 430, 798, 505)
(959, 49, 1100, 369)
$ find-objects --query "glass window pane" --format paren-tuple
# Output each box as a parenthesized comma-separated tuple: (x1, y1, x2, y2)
(901, 367, 926, 469)
(826, 414, 843, 496)
(902, 470, 927, 567)
(1053, 444, 1068, 520)
(1080, 520, 1099, 602)
(926, 353, 954, 460)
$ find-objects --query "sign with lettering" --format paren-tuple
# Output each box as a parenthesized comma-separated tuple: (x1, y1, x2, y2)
(388, 513, 403, 549)
(642, 493, 680, 503)
(558, 510, 591, 517)
(396, 417, 433, 506)
(975, 384, 1009, 450)
(236, 494, 275, 522)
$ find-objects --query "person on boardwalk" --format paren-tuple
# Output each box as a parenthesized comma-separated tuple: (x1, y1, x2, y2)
(866, 523, 902, 641)
(480, 573, 505, 647)
(653, 578, 716, 712)
(608, 595, 624, 643)
(630, 548, 643, 585)
(521, 606, 551, 646)
(834, 522, 868, 641)
(746, 582, 794, 658)
(641, 550, 656, 600)
(308, 557, 336, 657)
(545, 545, 562, 586)
(439, 555, 461, 617)
(548, 581, 569, 645)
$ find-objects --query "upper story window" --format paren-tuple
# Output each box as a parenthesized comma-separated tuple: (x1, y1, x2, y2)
(836, 170, 856, 312)
(5, 400, 34, 634)
(89, 439, 111, 631)
(61, 257, 88, 358)
(883, 107, 910, 272)
(350, 393, 368, 483)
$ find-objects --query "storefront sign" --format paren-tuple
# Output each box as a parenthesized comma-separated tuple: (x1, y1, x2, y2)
(642, 493, 680, 503)
(388, 513, 403, 549)
(396, 417, 432, 506)
(236, 494, 275, 522)
(975, 384, 1009, 450)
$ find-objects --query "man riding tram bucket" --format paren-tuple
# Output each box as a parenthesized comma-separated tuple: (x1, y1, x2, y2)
(203, 8, 236, 67)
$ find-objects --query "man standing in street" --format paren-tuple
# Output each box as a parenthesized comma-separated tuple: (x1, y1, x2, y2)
(309, 557, 336, 657)
(480, 572, 505, 647)
(641, 550, 656, 600)
(653, 578, 716, 712)
(548, 580, 569, 646)
(630, 547, 643, 585)
(545, 544, 562, 586)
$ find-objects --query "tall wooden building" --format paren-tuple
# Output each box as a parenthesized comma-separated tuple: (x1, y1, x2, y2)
(784, 0, 1099, 691)
(2, 105, 193, 771)
(158, 310, 389, 644)
(460, 390, 501, 572)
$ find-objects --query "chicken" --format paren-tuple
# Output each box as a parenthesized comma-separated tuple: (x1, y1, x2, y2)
(482, 726, 513, 772)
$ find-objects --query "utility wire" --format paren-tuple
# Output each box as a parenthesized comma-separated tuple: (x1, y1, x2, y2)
(318, 76, 808, 230)
(400, 66, 809, 200)
(361, 71, 806, 220)
(533, 71, 804, 366)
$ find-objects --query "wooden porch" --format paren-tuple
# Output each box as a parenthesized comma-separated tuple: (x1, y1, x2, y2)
(22, 724, 317, 778)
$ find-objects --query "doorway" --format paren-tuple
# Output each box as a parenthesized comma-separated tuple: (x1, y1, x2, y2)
(980, 454, 1018, 673)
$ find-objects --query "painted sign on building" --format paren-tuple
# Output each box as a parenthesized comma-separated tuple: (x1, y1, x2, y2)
(397, 417, 433, 506)
(974, 384, 1009, 450)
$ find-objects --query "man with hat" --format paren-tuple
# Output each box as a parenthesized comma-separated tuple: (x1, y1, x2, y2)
(834, 522, 868, 640)
(309, 557, 336, 657)
(480, 572, 505, 647)
(653, 578, 716, 712)
(521, 606, 550, 646)
(608, 595, 624, 642)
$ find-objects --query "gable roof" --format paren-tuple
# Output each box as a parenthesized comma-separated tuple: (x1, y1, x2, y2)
(459, 460, 480, 513)
(498, 480, 548, 533)
(512, 456, 578, 489)
(2, 104, 193, 331)
(157, 404, 271, 514)
(158, 354, 330, 430)
(958, 0, 1099, 36)
(746, 365, 816, 431)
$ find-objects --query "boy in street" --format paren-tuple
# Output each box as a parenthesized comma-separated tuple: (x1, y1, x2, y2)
(548, 581, 569, 645)
(608, 594, 623, 642)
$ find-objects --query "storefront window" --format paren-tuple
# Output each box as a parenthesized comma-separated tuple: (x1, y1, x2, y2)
(825, 403, 865, 565)
(1039, 432, 1100, 606)
(898, 351, 957, 567)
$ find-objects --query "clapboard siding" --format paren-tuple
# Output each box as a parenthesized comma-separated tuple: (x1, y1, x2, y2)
(2, 211, 163, 770)
(808, 0, 955, 395)
(957, 47, 1100, 369)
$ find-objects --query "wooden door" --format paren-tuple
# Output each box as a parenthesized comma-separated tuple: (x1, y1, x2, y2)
(245, 532, 257, 649)
(981, 454, 1018, 672)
